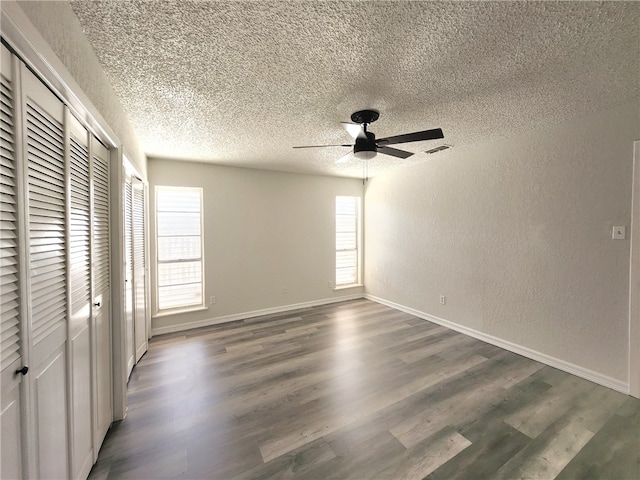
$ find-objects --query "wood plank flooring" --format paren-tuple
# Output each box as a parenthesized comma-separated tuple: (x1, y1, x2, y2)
(88, 299, 639, 479)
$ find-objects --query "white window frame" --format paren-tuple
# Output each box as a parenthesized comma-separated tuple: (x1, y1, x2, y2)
(155, 186, 205, 314)
(335, 195, 362, 288)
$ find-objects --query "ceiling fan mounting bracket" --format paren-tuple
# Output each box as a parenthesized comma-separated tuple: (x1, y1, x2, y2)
(351, 109, 379, 125)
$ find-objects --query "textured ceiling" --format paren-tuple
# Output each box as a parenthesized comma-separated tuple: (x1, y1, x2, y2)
(69, 1, 639, 178)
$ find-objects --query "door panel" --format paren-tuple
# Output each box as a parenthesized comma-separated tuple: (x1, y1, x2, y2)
(70, 325, 92, 476)
(124, 176, 135, 377)
(1, 375, 22, 480)
(22, 63, 69, 478)
(0, 43, 24, 480)
(33, 346, 68, 480)
(68, 112, 94, 478)
(132, 178, 147, 361)
(92, 139, 112, 451)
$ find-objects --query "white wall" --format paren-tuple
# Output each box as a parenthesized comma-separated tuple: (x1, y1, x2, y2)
(365, 102, 639, 385)
(16, 1, 146, 176)
(148, 159, 364, 333)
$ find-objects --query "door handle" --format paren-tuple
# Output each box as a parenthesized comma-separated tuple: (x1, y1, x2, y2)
(94, 302, 101, 307)
(16, 366, 29, 376)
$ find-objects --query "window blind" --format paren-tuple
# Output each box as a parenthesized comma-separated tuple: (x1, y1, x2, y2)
(336, 196, 360, 286)
(156, 186, 203, 311)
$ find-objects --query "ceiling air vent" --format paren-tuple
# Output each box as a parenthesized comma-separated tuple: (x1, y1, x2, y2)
(425, 144, 451, 154)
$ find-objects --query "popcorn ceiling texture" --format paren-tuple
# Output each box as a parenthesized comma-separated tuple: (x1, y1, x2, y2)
(15, 0, 147, 176)
(69, 1, 639, 178)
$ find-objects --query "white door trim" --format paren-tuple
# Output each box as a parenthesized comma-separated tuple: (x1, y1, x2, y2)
(110, 150, 127, 419)
(630, 140, 640, 398)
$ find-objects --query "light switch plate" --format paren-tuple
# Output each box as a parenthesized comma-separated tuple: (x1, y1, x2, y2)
(612, 226, 626, 240)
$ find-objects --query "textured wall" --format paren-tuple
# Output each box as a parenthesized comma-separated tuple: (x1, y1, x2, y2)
(364, 102, 639, 382)
(16, 1, 146, 176)
(148, 159, 363, 331)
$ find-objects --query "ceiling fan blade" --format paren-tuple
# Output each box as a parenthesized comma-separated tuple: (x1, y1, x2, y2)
(377, 128, 444, 146)
(335, 152, 352, 164)
(341, 122, 366, 140)
(377, 146, 414, 159)
(293, 144, 353, 149)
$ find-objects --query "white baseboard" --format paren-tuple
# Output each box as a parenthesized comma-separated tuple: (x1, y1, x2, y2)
(151, 294, 365, 336)
(365, 294, 630, 395)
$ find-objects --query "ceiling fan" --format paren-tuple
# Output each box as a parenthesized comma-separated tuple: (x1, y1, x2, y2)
(293, 109, 444, 163)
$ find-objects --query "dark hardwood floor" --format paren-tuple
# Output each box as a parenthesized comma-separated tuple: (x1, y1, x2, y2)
(89, 299, 639, 479)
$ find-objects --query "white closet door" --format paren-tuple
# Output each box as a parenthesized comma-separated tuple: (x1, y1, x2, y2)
(22, 63, 69, 479)
(2, 39, 117, 478)
(68, 113, 93, 478)
(0, 44, 24, 480)
(132, 178, 147, 361)
(91, 138, 111, 452)
(124, 175, 135, 377)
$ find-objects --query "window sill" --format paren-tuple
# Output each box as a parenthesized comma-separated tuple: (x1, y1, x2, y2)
(334, 283, 364, 291)
(152, 305, 208, 319)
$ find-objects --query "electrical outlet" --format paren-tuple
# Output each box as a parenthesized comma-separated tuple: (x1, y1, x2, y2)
(282, 286, 288, 294)
(440, 295, 446, 305)
(328, 281, 334, 289)
(210, 296, 216, 305)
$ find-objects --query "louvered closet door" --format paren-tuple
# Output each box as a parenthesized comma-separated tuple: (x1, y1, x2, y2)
(68, 113, 94, 479)
(0, 44, 24, 480)
(91, 138, 111, 453)
(22, 64, 69, 479)
(124, 175, 135, 377)
(132, 178, 147, 362)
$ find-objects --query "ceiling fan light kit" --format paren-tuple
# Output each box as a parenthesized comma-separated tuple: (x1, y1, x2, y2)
(293, 109, 444, 164)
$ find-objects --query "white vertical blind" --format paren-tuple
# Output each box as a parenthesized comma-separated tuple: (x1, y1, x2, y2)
(26, 102, 66, 344)
(0, 68, 20, 369)
(156, 186, 203, 311)
(336, 196, 360, 286)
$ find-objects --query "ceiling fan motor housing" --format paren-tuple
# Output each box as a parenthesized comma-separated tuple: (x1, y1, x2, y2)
(354, 132, 377, 159)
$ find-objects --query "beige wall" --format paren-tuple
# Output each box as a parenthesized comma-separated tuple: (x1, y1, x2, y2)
(16, 1, 146, 177)
(364, 102, 639, 383)
(148, 159, 364, 332)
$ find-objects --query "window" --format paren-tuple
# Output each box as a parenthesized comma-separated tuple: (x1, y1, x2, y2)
(335, 196, 361, 287)
(155, 186, 204, 312)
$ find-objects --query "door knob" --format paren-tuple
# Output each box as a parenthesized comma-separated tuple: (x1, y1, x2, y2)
(16, 366, 28, 376)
